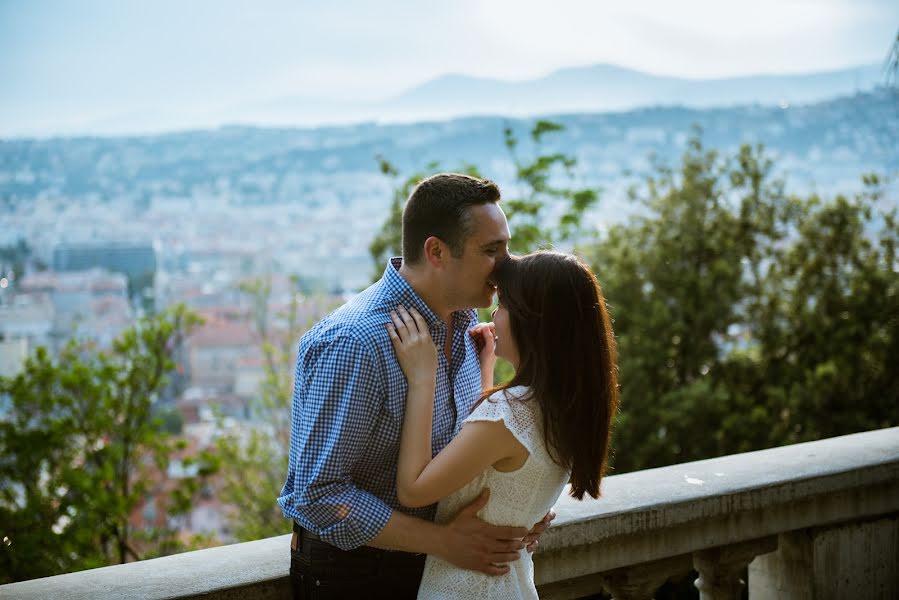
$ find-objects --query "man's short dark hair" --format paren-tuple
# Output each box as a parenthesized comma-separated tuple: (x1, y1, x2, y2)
(402, 173, 501, 264)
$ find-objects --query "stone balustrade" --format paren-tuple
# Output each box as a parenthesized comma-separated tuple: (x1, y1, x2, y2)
(4, 426, 898, 600)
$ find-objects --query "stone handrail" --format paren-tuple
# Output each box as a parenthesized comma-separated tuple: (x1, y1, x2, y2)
(4, 426, 898, 599)
(536, 425, 899, 599)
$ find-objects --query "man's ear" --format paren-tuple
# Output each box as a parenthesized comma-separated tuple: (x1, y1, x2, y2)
(423, 236, 446, 268)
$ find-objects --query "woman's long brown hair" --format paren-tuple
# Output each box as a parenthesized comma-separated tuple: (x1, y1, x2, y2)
(486, 251, 619, 500)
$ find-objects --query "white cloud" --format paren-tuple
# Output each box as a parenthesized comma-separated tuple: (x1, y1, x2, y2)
(472, 0, 893, 78)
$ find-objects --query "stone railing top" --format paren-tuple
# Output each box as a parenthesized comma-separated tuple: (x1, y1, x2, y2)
(542, 425, 899, 551)
(2, 534, 292, 600)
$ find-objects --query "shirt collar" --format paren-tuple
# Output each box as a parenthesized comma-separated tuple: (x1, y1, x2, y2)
(383, 257, 477, 332)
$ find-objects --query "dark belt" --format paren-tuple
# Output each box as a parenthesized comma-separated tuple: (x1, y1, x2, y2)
(293, 520, 324, 543)
(292, 521, 425, 563)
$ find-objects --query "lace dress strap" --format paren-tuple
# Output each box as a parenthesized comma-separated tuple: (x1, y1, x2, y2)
(463, 386, 540, 456)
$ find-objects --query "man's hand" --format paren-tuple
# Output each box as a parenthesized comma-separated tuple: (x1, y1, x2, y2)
(524, 509, 556, 553)
(438, 489, 528, 576)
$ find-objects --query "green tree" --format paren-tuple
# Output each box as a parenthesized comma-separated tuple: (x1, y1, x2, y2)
(588, 132, 756, 469)
(0, 305, 209, 583)
(732, 175, 899, 444)
(587, 136, 898, 600)
(588, 132, 899, 474)
(502, 120, 600, 253)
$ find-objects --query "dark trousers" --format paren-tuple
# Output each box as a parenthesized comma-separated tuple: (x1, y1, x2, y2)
(290, 522, 426, 599)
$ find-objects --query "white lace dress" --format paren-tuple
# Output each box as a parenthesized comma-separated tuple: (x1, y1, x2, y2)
(417, 386, 569, 599)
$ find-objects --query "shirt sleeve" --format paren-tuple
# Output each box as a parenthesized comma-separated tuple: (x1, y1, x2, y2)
(285, 333, 393, 550)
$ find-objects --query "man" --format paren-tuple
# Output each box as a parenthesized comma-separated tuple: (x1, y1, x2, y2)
(278, 173, 553, 598)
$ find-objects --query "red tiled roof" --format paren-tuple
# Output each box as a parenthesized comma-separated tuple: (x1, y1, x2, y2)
(189, 319, 256, 347)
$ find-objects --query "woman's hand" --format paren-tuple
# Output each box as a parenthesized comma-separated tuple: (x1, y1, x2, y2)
(469, 322, 496, 390)
(387, 306, 437, 389)
(469, 322, 497, 369)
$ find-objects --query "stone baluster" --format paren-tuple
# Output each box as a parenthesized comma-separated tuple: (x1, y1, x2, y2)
(600, 554, 693, 600)
(693, 536, 777, 600)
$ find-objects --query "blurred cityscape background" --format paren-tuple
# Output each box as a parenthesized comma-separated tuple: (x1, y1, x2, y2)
(1, 1, 897, 594)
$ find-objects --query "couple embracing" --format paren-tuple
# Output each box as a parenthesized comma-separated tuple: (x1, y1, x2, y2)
(278, 173, 619, 599)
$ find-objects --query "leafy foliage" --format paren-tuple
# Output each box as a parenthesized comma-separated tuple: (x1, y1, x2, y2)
(501, 120, 600, 253)
(0, 305, 208, 583)
(589, 132, 898, 473)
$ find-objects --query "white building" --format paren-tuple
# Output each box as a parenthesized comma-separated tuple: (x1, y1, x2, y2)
(0, 293, 54, 349)
(0, 337, 29, 378)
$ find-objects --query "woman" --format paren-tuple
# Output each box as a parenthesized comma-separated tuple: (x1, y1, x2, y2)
(386, 251, 619, 599)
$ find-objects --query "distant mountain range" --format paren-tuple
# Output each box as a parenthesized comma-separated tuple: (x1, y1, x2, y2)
(4, 62, 887, 138)
(238, 62, 886, 128)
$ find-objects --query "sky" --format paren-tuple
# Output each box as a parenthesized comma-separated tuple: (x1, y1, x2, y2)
(1, 0, 897, 137)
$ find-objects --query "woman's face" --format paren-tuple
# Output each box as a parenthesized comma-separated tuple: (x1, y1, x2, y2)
(491, 302, 519, 369)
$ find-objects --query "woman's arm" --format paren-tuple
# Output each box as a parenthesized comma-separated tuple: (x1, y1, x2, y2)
(388, 307, 523, 509)
(398, 419, 522, 508)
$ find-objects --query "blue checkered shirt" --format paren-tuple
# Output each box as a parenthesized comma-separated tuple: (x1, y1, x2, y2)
(278, 258, 482, 550)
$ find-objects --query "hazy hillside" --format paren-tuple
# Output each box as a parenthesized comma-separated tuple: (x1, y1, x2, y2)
(381, 63, 885, 120)
(225, 62, 887, 128)
(2, 89, 896, 206)
(195, 63, 892, 130)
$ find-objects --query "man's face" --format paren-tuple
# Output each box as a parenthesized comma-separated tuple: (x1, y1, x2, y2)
(444, 203, 511, 309)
